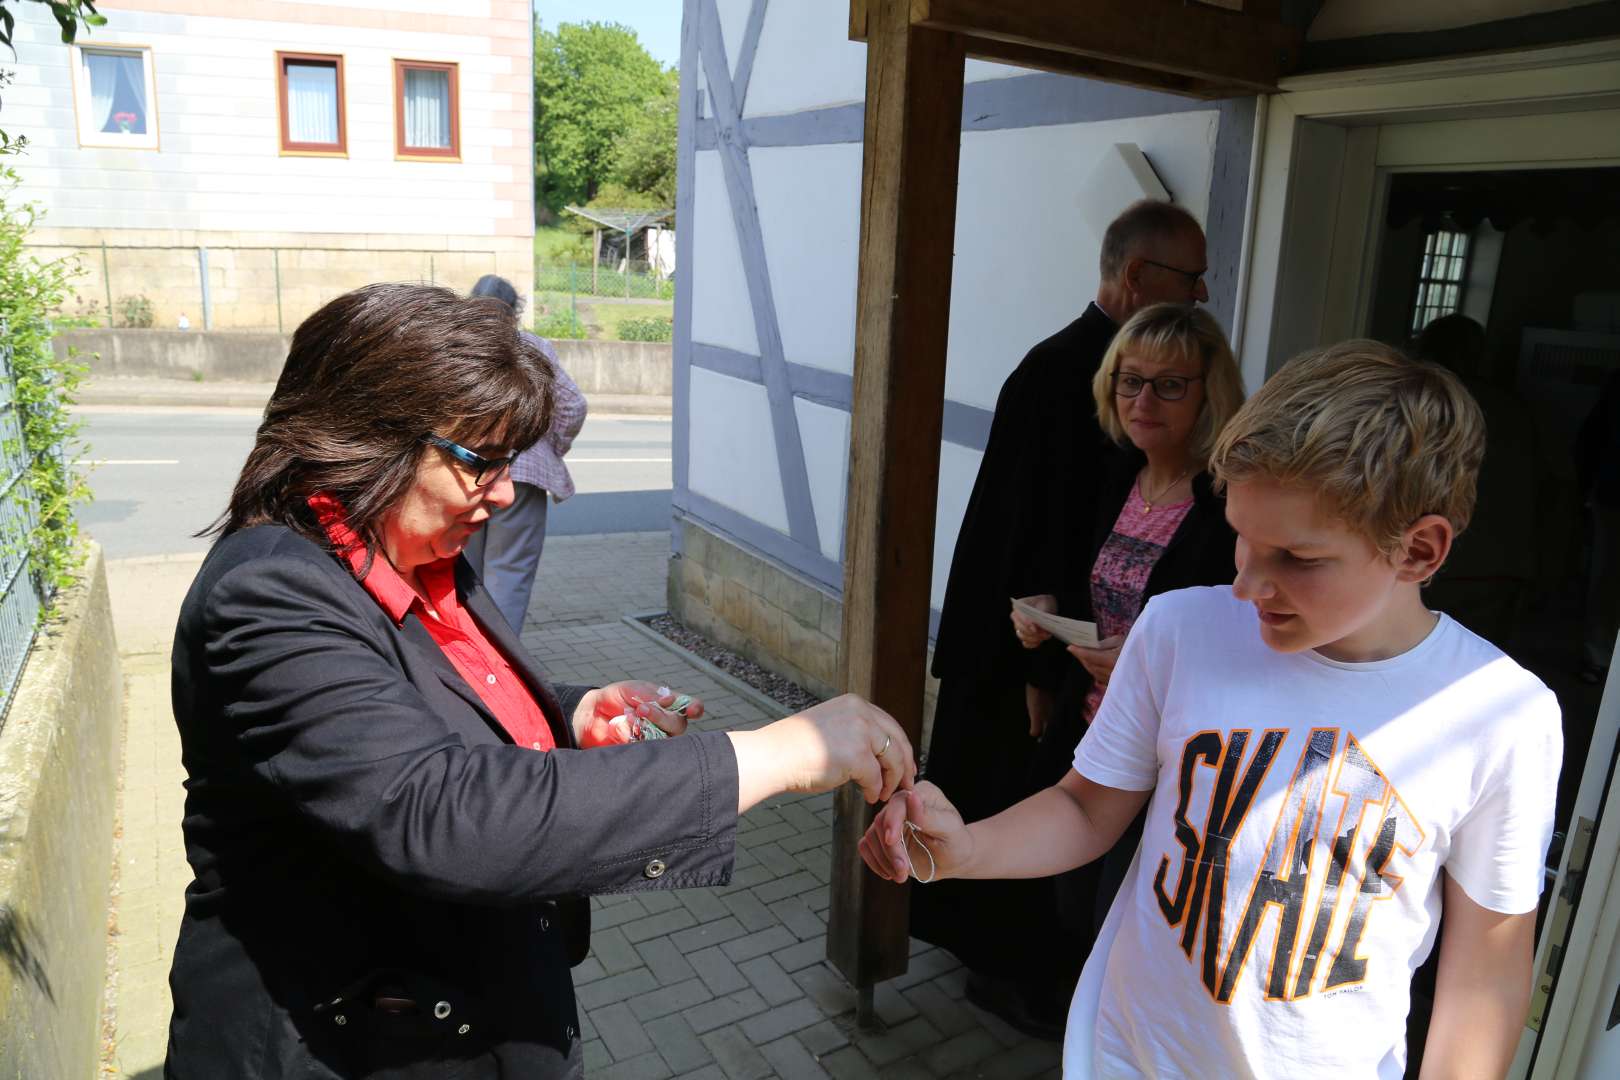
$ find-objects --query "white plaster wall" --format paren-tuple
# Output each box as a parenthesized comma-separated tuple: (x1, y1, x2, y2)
(742, 6, 1030, 118)
(713, 0, 753, 81)
(966, 60, 1035, 83)
(794, 399, 852, 561)
(751, 143, 862, 375)
(931, 443, 984, 609)
(743, 2, 868, 117)
(6, 3, 526, 236)
(689, 368, 790, 532)
(689, 150, 761, 356)
(683, 0, 1229, 615)
(945, 110, 1218, 410)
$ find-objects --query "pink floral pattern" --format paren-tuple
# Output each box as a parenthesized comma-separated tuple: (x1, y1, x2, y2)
(1083, 481, 1193, 720)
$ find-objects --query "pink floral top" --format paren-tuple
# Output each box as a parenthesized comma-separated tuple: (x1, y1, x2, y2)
(1084, 480, 1193, 721)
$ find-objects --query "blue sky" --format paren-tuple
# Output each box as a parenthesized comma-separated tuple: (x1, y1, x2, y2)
(533, 1, 683, 69)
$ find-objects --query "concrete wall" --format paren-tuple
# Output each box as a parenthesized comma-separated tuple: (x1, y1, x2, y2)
(551, 341, 675, 397)
(57, 329, 675, 396)
(0, 545, 124, 1080)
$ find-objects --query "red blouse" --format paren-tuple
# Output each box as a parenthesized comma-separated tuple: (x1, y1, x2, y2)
(308, 494, 557, 752)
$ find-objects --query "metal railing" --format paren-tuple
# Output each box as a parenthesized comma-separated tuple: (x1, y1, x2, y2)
(0, 322, 44, 721)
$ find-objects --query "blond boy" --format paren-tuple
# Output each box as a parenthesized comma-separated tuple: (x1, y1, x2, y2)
(863, 341, 1562, 1078)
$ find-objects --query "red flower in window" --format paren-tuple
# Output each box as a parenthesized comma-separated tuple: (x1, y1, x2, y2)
(113, 111, 137, 132)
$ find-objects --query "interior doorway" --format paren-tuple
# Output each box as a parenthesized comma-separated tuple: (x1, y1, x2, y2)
(1366, 165, 1620, 837)
(1241, 45, 1620, 1075)
(1359, 165, 1620, 1071)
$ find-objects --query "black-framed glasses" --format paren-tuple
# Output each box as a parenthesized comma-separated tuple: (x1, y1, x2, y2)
(1111, 372, 1204, 401)
(1141, 259, 1207, 288)
(422, 434, 515, 488)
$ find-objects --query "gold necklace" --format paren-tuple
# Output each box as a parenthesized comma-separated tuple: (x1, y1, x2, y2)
(1139, 467, 1193, 513)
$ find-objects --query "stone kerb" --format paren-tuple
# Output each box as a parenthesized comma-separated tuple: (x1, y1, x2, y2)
(0, 544, 124, 1080)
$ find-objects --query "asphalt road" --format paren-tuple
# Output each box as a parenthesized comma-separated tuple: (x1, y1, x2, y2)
(74, 406, 674, 559)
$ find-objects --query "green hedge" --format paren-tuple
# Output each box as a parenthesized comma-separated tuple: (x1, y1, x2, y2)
(533, 309, 586, 340)
(0, 166, 90, 609)
(616, 315, 672, 343)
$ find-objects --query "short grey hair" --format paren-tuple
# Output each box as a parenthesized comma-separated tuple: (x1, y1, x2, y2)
(1099, 200, 1203, 283)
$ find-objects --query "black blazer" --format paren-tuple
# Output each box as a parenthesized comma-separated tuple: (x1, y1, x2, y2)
(932, 302, 1116, 684)
(1043, 443, 1238, 741)
(165, 525, 740, 1080)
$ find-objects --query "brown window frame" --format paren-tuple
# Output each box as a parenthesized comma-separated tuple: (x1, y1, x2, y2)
(393, 59, 460, 161)
(276, 51, 347, 156)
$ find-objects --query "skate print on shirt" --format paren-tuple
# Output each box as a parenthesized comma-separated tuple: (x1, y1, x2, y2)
(1151, 727, 1425, 1004)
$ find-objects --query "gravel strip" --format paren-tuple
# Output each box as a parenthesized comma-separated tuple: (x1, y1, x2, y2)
(640, 613, 823, 713)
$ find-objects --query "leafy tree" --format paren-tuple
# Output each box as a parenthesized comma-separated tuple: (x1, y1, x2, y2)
(534, 20, 669, 213)
(606, 67, 677, 207)
(0, 0, 103, 50)
(584, 182, 664, 214)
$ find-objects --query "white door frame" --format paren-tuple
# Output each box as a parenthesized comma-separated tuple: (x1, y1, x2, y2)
(1236, 36, 1620, 1078)
(1237, 37, 1620, 389)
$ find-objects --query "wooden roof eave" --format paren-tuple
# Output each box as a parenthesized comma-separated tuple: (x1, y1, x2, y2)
(852, 0, 1304, 99)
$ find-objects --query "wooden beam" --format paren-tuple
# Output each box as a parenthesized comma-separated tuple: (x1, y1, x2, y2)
(911, 0, 1300, 91)
(827, 0, 965, 991)
(961, 34, 1240, 99)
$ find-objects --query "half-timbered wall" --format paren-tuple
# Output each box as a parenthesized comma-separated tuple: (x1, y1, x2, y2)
(671, 0, 1256, 696)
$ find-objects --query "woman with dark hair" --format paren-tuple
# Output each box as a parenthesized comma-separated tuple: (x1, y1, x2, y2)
(462, 273, 587, 632)
(166, 283, 912, 1079)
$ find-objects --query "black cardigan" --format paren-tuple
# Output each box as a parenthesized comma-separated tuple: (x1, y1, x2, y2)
(1042, 443, 1238, 742)
(165, 526, 740, 1080)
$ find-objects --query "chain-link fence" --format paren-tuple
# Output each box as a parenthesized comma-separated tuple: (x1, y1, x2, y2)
(30, 243, 510, 333)
(535, 259, 675, 302)
(0, 323, 44, 718)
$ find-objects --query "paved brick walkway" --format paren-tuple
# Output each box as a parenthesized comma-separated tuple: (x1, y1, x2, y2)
(101, 533, 1060, 1079)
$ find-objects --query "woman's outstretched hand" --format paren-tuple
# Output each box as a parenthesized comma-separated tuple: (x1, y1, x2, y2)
(859, 781, 973, 884)
(574, 681, 706, 747)
(728, 694, 915, 814)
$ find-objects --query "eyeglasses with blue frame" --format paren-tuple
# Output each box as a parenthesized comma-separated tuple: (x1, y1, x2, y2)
(421, 434, 516, 488)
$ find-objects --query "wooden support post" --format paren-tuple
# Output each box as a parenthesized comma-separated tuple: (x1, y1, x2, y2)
(827, 0, 965, 994)
(592, 228, 601, 295)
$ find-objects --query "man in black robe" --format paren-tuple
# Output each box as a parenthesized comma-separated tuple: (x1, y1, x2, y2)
(915, 199, 1211, 1037)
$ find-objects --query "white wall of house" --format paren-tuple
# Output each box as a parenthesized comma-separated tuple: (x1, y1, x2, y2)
(7, 0, 531, 239)
(677, 0, 1244, 613)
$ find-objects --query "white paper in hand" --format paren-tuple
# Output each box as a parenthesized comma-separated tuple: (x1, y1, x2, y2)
(1010, 597, 1100, 648)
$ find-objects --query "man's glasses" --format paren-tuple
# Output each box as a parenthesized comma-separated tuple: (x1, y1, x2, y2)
(1141, 259, 1207, 288)
(1111, 372, 1204, 401)
(422, 434, 515, 488)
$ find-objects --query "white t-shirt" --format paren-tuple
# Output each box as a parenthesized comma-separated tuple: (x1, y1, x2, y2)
(1067, 586, 1562, 1079)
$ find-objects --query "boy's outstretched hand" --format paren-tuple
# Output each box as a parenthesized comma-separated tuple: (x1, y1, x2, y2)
(859, 781, 974, 884)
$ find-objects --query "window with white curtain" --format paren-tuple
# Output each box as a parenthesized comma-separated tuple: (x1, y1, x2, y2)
(394, 60, 459, 159)
(71, 45, 159, 149)
(277, 52, 345, 154)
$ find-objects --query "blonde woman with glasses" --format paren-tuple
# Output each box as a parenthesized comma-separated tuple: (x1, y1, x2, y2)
(1010, 302, 1245, 959)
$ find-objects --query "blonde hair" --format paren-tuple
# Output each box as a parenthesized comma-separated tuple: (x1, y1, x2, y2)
(1092, 303, 1245, 466)
(1210, 340, 1485, 555)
